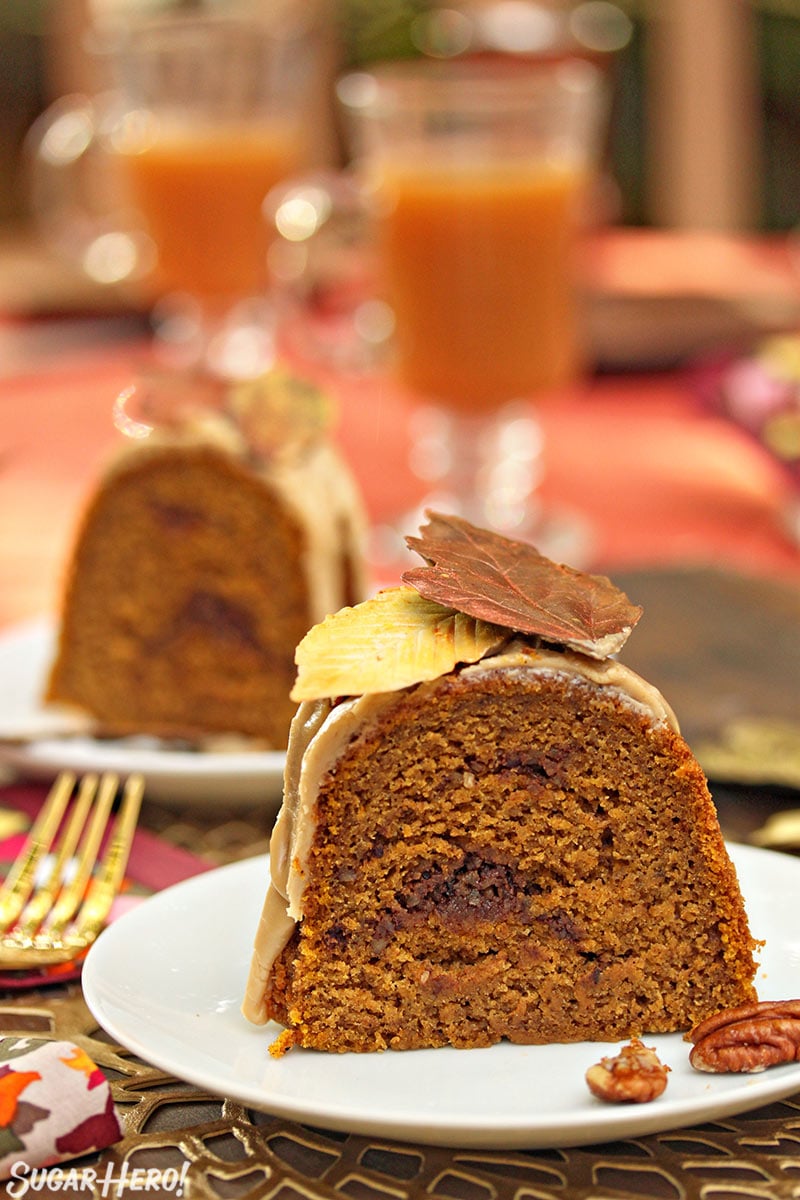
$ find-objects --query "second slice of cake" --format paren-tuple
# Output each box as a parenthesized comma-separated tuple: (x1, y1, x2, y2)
(46, 368, 367, 747)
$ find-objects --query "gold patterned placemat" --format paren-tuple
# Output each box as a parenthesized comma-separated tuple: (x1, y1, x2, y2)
(4, 985, 800, 1200)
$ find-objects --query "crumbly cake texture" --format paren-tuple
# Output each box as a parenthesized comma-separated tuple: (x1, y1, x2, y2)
(45, 371, 367, 747)
(244, 513, 759, 1051)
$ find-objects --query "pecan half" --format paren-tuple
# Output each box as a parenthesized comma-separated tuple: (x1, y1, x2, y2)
(688, 999, 800, 1073)
(586, 1038, 670, 1103)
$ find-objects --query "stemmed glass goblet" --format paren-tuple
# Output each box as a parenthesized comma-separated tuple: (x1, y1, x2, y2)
(271, 56, 607, 565)
(27, 9, 320, 379)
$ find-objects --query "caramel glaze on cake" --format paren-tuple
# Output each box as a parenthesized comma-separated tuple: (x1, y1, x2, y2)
(243, 644, 759, 1052)
(46, 419, 366, 746)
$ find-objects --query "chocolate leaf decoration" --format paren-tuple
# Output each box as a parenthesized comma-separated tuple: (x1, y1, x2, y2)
(228, 368, 333, 458)
(113, 368, 225, 440)
(291, 586, 508, 701)
(113, 366, 332, 459)
(403, 512, 642, 659)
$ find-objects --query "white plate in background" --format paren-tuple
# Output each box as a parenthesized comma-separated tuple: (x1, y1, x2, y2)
(0, 618, 286, 806)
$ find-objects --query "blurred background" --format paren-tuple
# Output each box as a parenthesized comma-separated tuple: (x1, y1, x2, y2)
(1, 0, 798, 240)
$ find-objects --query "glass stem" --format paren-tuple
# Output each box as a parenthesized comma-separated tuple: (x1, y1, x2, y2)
(409, 402, 545, 534)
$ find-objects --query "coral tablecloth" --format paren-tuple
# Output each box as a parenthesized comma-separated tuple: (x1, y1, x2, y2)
(2, 225, 800, 632)
(0, 336, 798, 633)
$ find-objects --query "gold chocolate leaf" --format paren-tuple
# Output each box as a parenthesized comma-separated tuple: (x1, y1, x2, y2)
(291, 586, 508, 701)
(228, 368, 333, 458)
(403, 512, 642, 659)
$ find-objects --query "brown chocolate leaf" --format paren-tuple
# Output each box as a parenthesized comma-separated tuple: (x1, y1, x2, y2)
(403, 512, 642, 659)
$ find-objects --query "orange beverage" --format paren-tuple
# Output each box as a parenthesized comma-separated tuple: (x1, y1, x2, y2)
(119, 122, 305, 300)
(375, 159, 587, 413)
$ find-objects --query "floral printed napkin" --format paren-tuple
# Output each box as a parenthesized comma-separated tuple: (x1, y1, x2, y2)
(0, 1038, 122, 1180)
(0, 781, 211, 1179)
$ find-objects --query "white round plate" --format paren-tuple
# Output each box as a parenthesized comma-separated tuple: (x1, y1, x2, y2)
(83, 842, 800, 1150)
(0, 619, 286, 805)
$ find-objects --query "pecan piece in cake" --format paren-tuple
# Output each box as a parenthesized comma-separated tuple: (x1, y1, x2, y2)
(586, 1038, 670, 1103)
(688, 999, 800, 1073)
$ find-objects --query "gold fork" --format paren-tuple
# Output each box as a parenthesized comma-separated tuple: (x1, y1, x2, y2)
(0, 771, 144, 968)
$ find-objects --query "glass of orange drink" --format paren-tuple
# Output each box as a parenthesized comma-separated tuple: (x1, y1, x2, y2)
(277, 57, 605, 558)
(28, 10, 320, 377)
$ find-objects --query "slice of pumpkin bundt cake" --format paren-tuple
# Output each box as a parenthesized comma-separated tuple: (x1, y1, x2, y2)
(243, 512, 759, 1051)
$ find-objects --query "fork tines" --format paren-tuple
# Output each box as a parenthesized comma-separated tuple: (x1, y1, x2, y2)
(0, 771, 145, 967)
